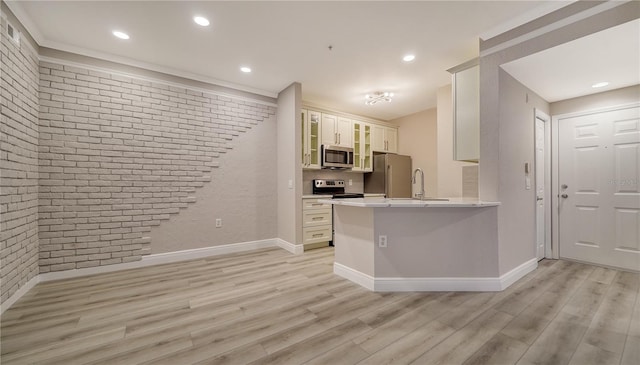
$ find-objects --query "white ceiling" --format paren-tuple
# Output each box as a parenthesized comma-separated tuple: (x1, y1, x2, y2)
(502, 18, 640, 103)
(8, 1, 572, 121)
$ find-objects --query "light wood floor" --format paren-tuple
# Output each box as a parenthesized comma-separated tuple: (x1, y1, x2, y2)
(1, 247, 638, 365)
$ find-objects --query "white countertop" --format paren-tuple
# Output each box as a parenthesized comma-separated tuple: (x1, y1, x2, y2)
(302, 193, 385, 199)
(319, 197, 500, 208)
(302, 194, 332, 199)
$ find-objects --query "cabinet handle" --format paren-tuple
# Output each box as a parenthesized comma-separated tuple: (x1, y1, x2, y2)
(335, 132, 338, 144)
(312, 233, 323, 237)
(311, 217, 323, 221)
(338, 133, 341, 145)
(306, 154, 310, 166)
(311, 203, 323, 206)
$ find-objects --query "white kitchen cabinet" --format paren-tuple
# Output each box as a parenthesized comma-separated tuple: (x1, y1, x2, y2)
(352, 121, 372, 172)
(301, 197, 332, 250)
(386, 127, 397, 153)
(321, 113, 352, 147)
(301, 109, 321, 169)
(372, 125, 398, 153)
(450, 61, 479, 162)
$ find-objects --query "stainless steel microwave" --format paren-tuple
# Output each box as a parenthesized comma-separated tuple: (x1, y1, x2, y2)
(322, 145, 354, 169)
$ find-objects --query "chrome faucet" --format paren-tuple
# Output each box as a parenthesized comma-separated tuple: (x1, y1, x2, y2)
(413, 168, 425, 200)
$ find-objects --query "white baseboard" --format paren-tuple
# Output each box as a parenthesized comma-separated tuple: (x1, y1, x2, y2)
(1, 275, 40, 315)
(335, 258, 538, 292)
(39, 238, 280, 282)
(276, 238, 304, 255)
(334, 263, 375, 290)
(499, 258, 538, 290)
(374, 276, 503, 292)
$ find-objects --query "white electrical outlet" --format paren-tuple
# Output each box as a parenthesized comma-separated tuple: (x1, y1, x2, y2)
(349, 179, 353, 186)
(378, 235, 387, 248)
(288, 180, 293, 189)
(215, 218, 222, 228)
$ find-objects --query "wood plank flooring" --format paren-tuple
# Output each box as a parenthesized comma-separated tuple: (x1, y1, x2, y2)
(1, 247, 638, 365)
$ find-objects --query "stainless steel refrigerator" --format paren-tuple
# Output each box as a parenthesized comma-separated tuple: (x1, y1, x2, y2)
(364, 153, 412, 198)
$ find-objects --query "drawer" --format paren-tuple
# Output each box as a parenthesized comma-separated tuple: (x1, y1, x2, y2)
(303, 226, 332, 244)
(303, 210, 332, 227)
(303, 199, 332, 210)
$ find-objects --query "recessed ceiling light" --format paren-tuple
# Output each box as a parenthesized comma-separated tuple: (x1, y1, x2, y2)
(112, 30, 130, 40)
(403, 54, 415, 62)
(194, 16, 210, 27)
(592, 81, 609, 88)
(240, 66, 252, 73)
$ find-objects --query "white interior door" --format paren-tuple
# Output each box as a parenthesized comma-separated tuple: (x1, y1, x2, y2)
(559, 105, 640, 271)
(535, 116, 546, 260)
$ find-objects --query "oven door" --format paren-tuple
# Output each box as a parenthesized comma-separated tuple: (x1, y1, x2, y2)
(322, 145, 353, 169)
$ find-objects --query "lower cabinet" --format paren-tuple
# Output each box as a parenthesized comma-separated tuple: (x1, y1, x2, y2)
(302, 197, 332, 250)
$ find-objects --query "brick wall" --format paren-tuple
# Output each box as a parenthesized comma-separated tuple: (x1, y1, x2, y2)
(38, 61, 276, 273)
(0, 17, 40, 304)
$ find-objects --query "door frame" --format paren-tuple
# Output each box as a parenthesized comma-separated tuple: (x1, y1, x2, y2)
(551, 101, 640, 261)
(534, 109, 552, 259)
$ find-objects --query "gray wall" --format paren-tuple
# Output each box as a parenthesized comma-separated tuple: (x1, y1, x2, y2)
(276, 83, 302, 245)
(551, 85, 640, 116)
(149, 108, 277, 253)
(0, 12, 40, 304)
(374, 207, 499, 278)
(497, 70, 549, 274)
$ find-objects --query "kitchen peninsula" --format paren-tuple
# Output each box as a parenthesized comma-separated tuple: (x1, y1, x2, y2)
(320, 198, 536, 292)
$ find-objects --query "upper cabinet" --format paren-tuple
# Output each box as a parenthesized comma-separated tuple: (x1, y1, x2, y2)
(450, 60, 479, 162)
(353, 121, 372, 172)
(302, 106, 398, 172)
(321, 114, 352, 148)
(301, 109, 321, 169)
(372, 125, 398, 153)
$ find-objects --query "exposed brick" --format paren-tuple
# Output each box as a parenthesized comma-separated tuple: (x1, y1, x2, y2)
(0, 17, 40, 304)
(35, 60, 275, 274)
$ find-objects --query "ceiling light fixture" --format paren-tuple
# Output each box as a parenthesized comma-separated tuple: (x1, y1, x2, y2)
(365, 92, 394, 105)
(592, 81, 609, 88)
(240, 66, 252, 73)
(194, 16, 210, 27)
(403, 54, 415, 62)
(112, 30, 130, 40)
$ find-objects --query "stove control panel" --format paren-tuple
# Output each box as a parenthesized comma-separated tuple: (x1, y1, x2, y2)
(314, 179, 345, 188)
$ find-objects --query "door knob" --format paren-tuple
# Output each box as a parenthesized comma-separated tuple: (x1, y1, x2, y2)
(537, 197, 543, 201)
(561, 193, 568, 198)
(561, 184, 568, 189)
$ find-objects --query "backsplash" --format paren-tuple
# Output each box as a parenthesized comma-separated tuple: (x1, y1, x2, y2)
(462, 165, 479, 198)
(303, 170, 365, 195)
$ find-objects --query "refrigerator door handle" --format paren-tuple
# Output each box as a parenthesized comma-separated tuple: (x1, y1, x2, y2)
(387, 164, 392, 197)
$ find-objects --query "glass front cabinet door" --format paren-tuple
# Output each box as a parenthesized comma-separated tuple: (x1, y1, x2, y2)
(352, 121, 372, 172)
(302, 109, 321, 169)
